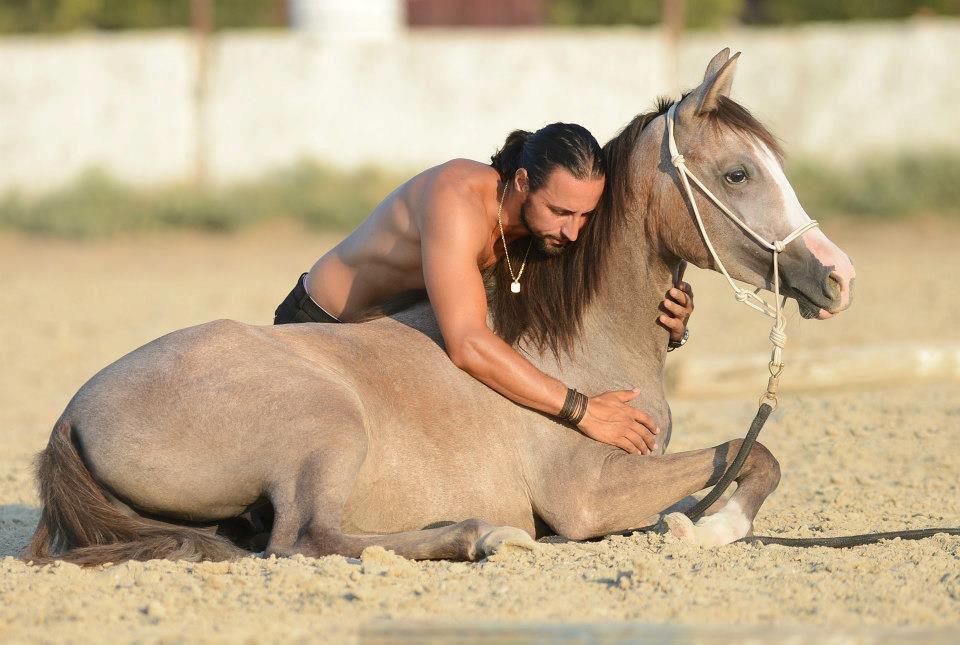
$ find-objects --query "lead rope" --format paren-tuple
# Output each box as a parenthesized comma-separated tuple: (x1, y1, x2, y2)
(665, 101, 819, 411)
(605, 102, 960, 544)
(595, 102, 960, 545)
(653, 102, 960, 542)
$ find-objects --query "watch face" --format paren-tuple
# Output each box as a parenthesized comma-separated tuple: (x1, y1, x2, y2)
(668, 328, 689, 350)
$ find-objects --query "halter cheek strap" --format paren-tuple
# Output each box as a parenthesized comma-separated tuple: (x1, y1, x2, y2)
(665, 101, 820, 408)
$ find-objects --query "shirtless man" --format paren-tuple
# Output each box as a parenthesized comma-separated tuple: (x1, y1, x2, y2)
(273, 123, 694, 455)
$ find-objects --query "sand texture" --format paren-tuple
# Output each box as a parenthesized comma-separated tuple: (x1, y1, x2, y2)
(1, 219, 958, 642)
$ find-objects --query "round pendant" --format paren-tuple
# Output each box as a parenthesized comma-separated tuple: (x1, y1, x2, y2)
(510, 281, 521, 294)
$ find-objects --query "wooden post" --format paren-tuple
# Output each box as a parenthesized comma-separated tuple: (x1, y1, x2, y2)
(663, 0, 684, 96)
(191, 0, 213, 187)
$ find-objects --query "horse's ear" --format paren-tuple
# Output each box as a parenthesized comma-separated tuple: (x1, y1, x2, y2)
(678, 50, 741, 120)
(702, 47, 731, 83)
(697, 51, 740, 114)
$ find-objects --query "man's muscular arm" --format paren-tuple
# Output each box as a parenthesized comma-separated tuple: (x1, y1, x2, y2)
(420, 184, 659, 454)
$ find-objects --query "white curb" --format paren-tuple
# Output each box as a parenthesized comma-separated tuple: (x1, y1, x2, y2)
(666, 342, 960, 398)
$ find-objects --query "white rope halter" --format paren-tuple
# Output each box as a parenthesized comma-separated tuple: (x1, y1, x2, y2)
(665, 101, 820, 408)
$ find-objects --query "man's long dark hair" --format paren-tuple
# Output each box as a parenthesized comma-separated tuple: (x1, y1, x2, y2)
(489, 123, 603, 190)
(483, 123, 609, 361)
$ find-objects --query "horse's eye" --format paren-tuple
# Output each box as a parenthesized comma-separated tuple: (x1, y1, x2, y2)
(725, 169, 747, 184)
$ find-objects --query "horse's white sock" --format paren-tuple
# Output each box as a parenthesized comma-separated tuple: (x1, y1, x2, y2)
(692, 499, 751, 546)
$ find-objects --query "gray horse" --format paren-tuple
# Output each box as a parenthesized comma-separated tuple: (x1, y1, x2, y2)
(27, 49, 854, 565)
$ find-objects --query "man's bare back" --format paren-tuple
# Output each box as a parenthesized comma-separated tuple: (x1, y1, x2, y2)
(304, 159, 504, 322)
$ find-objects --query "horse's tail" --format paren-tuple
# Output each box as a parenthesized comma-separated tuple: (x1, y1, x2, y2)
(24, 419, 245, 566)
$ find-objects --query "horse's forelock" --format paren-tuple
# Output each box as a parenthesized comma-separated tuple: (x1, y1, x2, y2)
(709, 96, 785, 163)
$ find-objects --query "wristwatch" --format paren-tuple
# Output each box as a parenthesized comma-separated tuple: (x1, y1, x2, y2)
(667, 327, 689, 352)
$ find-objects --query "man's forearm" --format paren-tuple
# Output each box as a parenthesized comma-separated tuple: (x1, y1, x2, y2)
(449, 329, 568, 416)
(448, 327, 659, 455)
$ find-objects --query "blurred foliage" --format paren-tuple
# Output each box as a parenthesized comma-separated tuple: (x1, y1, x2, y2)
(548, 0, 958, 27)
(549, 0, 743, 29)
(744, 0, 959, 24)
(1, 154, 957, 238)
(0, 0, 957, 32)
(788, 152, 960, 219)
(0, 163, 406, 237)
(0, 0, 286, 33)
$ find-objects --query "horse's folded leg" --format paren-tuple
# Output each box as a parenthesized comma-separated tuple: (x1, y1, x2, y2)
(287, 518, 535, 561)
(474, 524, 537, 558)
(265, 434, 535, 562)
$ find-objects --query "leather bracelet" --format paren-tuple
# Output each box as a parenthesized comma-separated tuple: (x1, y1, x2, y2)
(570, 391, 588, 425)
(559, 388, 578, 420)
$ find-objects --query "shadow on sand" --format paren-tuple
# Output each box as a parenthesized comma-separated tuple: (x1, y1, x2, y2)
(1, 504, 39, 558)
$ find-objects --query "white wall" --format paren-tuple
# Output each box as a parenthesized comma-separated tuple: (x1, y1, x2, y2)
(0, 32, 196, 192)
(288, 0, 404, 39)
(1, 19, 957, 193)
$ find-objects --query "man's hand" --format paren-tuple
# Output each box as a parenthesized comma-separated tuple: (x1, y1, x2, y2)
(576, 389, 660, 455)
(659, 260, 694, 343)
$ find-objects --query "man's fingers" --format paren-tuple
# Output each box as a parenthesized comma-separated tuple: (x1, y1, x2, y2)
(631, 421, 658, 450)
(674, 260, 687, 286)
(662, 298, 685, 315)
(633, 411, 659, 434)
(614, 388, 641, 402)
(614, 437, 641, 455)
(623, 430, 650, 454)
(631, 411, 659, 449)
(677, 280, 693, 295)
(658, 314, 683, 334)
(667, 288, 689, 307)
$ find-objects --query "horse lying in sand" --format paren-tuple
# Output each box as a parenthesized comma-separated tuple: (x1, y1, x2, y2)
(26, 49, 855, 565)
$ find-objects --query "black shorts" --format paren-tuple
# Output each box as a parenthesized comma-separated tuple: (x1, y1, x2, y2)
(273, 273, 342, 325)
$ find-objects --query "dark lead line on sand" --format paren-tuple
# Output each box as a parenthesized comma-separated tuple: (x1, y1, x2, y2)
(606, 403, 960, 548)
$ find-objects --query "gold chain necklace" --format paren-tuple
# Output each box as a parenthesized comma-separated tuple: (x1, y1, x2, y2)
(496, 180, 534, 294)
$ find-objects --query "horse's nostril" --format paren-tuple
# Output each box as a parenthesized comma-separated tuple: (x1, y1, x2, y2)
(824, 272, 842, 301)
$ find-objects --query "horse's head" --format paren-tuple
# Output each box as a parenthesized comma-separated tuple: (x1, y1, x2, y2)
(659, 49, 855, 320)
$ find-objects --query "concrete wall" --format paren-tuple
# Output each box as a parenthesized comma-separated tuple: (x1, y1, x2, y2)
(1, 18, 958, 193)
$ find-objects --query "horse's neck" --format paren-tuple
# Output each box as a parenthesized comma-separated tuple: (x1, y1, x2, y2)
(535, 243, 673, 393)
(527, 126, 677, 391)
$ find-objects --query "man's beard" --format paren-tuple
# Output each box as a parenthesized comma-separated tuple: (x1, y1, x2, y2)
(519, 200, 568, 257)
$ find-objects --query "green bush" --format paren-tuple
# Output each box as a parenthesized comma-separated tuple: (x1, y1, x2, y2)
(788, 152, 960, 218)
(549, 0, 745, 29)
(0, 0, 285, 33)
(0, 163, 407, 237)
(749, 0, 960, 24)
(1, 153, 956, 238)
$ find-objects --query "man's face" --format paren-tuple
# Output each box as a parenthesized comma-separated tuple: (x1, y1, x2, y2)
(518, 168, 605, 257)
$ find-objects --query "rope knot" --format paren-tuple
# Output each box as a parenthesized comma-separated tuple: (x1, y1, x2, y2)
(735, 291, 749, 302)
(773, 240, 786, 253)
(671, 153, 685, 167)
(768, 327, 787, 348)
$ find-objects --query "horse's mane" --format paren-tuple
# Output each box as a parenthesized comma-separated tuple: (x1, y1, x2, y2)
(482, 96, 673, 361)
(484, 93, 784, 361)
(364, 93, 783, 361)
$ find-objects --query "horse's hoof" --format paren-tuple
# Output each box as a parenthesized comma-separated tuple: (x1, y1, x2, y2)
(664, 512, 697, 544)
(476, 526, 536, 558)
(665, 506, 750, 547)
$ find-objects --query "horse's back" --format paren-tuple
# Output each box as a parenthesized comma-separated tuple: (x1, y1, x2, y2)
(62, 318, 367, 520)
(56, 313, 532, 527)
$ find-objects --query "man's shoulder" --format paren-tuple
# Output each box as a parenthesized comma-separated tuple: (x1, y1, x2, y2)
(424, 159, 496, 218)
(437, 157, 496, 175)
(416, 161, 494, 248)
(431, 158, 498, 192)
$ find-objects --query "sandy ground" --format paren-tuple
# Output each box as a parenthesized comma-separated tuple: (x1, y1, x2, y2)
(1, 218, 958, 642)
